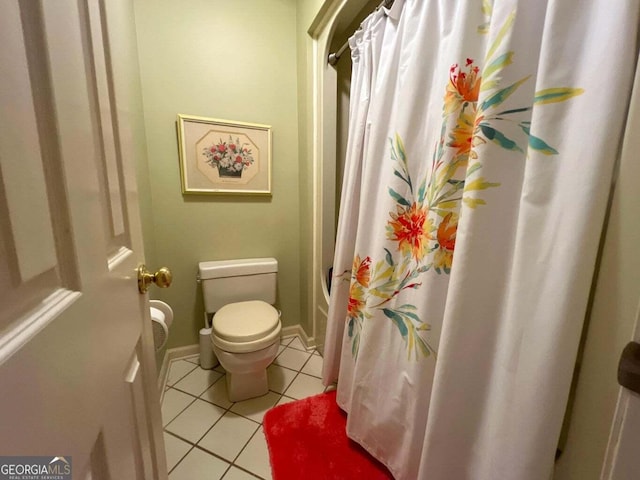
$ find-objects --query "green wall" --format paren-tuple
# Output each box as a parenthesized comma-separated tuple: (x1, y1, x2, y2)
(134, 0, 300, 350)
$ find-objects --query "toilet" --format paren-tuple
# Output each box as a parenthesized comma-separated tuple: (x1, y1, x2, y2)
(198, 258, 281, 402)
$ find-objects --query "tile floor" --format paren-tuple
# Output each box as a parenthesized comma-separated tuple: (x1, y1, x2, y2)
(161, 335, 330, 479)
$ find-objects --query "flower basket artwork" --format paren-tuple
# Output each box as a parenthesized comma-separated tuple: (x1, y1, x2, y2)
(177, 114, 272, 195)
(202, 134, 255, 179)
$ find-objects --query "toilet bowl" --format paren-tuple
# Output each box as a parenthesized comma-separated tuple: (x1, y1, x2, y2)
(210, 300, 281, 401)
(198, 258, 281, 402)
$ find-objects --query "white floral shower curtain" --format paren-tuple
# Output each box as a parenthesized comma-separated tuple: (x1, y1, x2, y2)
(322, 1, 640, 479)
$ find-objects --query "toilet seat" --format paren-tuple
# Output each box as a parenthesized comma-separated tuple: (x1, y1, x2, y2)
(211, 300, 281, 353)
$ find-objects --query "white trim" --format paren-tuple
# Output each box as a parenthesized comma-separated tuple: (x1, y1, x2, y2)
(157, 351, 170, 393)
(157, 344, 200, 393)
(308, 0, 342, 36)
(601, 391, 629, 480)
(0, 288, 81, 366)
(310, 1, 344, 349)
(281, 324, 316, 350)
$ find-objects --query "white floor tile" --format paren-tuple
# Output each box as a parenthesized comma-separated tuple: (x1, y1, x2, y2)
(214, 364, 226, 374)
(201, 377, 234, 409)
(169, 447, 230, 480)
(222, 466, 259, 480)
(167, 360, 198, 386)
(266, 365, 298, 394)
(230, 391, 280, 424)
(235, 430, 272, 480)
(161, 389, 196, 426)
(273, 347, 312, 371)
(173, 366, 223, 397)
(301, 354, 323, 378)
(279, 336, 294, 346)
(165, 399, 225, 443)
(184, 355, 200, 365)
(274, 395, 296, 407)
(276, 344, 286, 356)
(163, 433, 191, 471)
(198, 412, 260, 462)
(287, 336, 307, 351)
(284, 373, 325, 400)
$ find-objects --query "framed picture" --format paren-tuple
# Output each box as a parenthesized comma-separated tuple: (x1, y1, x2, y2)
(176, 114, 272, 195)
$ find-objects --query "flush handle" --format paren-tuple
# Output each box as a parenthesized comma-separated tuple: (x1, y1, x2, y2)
(137, 265, 173, 293)
(618, 341, 640, 394)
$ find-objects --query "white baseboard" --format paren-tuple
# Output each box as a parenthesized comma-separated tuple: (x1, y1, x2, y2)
(281, 324, 315, 350)
(157, 344, 200, 394)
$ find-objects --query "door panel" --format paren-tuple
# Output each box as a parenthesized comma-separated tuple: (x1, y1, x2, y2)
(0, 0, 77, 340)
(83, 0, 131, 255)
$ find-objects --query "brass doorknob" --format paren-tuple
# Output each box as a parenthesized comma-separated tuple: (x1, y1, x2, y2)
(137, 265, 173, 293)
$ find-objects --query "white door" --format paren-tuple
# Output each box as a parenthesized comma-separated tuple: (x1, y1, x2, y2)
(0, 1, 167, 479)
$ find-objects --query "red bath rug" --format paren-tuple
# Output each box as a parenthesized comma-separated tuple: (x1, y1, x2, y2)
(263, 390, 394, 479)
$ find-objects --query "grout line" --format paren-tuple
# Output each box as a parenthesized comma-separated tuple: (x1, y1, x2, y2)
(165, 359, 199, 388)
(166, 411, 235, 473)
(188, 398, 240, 447)
(226, 463, 264, 479)
(190, 444, 234, 470)
(199, 374, 234, 405)
(170, 369, 225, 398)
(163, 334, 318, 479)
(166, 440, 197, 476)
(219, 463, 233, 480)
(281, 370, 301, 399)
(231, 428, 268, 480)
(286, 339, 316, 354)
(162, 389, 198, 427)
(197, 420, 260, 465)
(163, 431, 193, 474)
(299, 350, 315, 370)
(273, 345, 314, 371)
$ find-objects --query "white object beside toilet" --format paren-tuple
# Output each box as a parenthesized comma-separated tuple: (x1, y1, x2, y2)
(198, 258, 281, 402)
(150, 300, 173, 351)
(199, 327, 216, 369)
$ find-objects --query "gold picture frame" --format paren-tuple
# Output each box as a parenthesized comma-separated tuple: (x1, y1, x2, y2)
(176, 114, 272, 195)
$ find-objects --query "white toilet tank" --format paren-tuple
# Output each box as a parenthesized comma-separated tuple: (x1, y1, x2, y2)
(198, 258, 278, 313)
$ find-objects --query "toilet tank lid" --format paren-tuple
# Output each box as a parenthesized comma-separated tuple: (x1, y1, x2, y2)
(198, 258, 278, 280)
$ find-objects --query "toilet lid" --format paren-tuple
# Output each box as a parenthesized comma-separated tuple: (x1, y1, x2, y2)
(212, 300, 280, 343)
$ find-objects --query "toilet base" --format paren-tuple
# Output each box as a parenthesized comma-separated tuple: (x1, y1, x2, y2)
(226, 370, 269, 402)
(212, 340, 279, 402)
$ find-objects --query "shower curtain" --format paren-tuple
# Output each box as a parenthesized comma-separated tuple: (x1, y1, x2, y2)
(322, 1, 640, 479)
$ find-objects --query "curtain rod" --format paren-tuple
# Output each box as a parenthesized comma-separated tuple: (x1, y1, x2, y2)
(327, 0, 394, 66)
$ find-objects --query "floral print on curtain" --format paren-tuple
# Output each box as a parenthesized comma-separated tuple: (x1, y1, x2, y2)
(341, 11, 583, 360)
